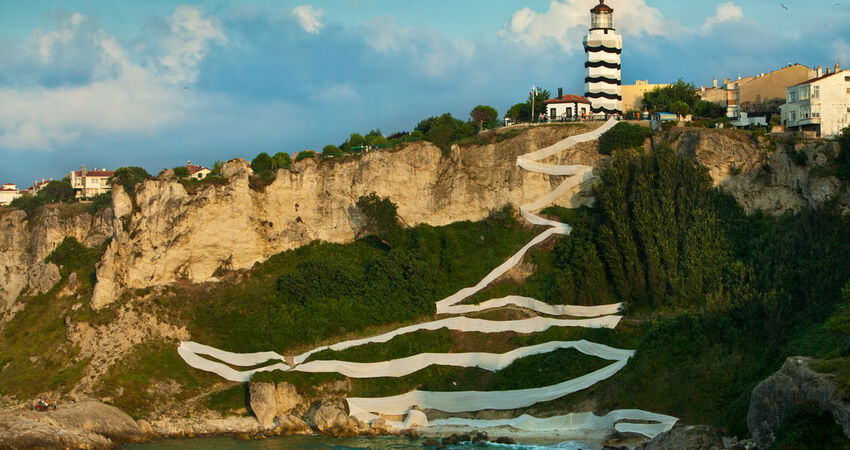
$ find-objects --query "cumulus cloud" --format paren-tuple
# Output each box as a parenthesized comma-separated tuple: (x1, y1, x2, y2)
(0, 6, 225, 151)
(703, 2, 743, 30)
(501, 0, 670, 54)
(36, 12, 86, 62)
(158, 5, 227, 85)
(292, 5, 324, 34)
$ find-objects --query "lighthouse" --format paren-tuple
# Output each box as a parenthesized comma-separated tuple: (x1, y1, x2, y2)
(583, 0, 622, 116)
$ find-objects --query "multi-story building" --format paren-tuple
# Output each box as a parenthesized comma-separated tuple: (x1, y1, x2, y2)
(621, 80, 671, 114)
(781, 65, 850, 137)
(583, 0, 622, 116)
(700, 64, 817, 118)
(69, 165, 114, 199)
(0, 183, 21, 206)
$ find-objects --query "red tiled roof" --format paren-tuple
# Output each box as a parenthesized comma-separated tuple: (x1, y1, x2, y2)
(0, 188, 19, 192)
(187, 164, 210, 174)
(544, 94, 593, 105)
(73, 170, 114, 177)
(791, 69, 847, 87)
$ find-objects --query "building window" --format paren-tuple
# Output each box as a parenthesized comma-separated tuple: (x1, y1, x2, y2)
(800, 87, 809, 100)
(813, 86, 820, 98)
(789, 91, 797, 102)
(846, 76, 850, 81)
(791, 111, 797, 121)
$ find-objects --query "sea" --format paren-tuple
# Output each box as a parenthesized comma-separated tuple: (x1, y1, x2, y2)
(124, 435, 599, 449)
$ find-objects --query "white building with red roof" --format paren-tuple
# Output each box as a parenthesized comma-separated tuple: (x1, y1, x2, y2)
(544, 88, 593, 121)
(781, 64, 850, 137)
(69, 165, 115, 199)
(0, 183, 22, 206)
(186, 161, 211, 180)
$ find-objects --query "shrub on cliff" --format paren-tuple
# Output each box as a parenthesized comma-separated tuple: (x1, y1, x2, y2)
(294, 150, 316, 162)
(356, 192, 402, 244)
(597, 122, 653, 155)
(111, 167, 151, 193)
(251, 152, 274, 173)
(9, 179, 75, 218)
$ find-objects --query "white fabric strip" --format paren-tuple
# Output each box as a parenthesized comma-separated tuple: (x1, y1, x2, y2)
(177, 119, 678, 438)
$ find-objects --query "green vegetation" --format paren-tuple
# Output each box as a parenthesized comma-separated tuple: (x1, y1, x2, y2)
(598, 122, 653, 155)
(10, 179, 75, 218)
(168, 203, 536, 354)
(250, 152, 274, 173)
(172, 166, 190, 178)
(837, 127, 850, 182)
(469, 105, 499, 127)
(294, 150, 316, 162)
(111, 166, 152, 194)
(770, 405, 850, 449)
(355, 192, 402, 243)
(414, 113, 475, 151)
(0, 237, 107, 399)
(95, 339, 221, 418)
(642, 80, 725, 119)
(507, 89, 552, 122)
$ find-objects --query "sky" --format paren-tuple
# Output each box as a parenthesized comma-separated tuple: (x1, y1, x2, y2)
(1, 0, 850, 187)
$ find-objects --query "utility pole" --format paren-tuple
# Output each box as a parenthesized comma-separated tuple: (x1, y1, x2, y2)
(531, 85, 536, 123)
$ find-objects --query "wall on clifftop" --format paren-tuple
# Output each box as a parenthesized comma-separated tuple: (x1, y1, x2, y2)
(91, 125, 603, 309)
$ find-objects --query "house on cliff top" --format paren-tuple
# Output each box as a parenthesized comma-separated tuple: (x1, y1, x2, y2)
(69, 165, 114, 199)
(781, 64, 850, 137)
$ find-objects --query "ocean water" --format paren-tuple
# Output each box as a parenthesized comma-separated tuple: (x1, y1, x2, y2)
(124, 435, 597, 449)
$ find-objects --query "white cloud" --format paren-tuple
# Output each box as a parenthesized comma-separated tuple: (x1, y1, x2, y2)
(315, 81, 358, 103)
(36, 12, 86, 62)
(292, 5, 324, 34)
(158, 5, 227, 85)
(0, 6, 225, 151)
(363, 17, 474, 78)
(501, 0, 670, 54)
(703, 2, 743, 30)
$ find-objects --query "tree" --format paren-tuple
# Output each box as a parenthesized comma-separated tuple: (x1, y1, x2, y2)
(172, 166, 190, 178)
(272, 152, 292, 169)
(322, 145, 343, 158)
(341, 133, 365, 153)
(356, 192, 402, 244)
(642, 80, 700, 113)
(365, 130, 388, 147)
(211, 160, 225, 175)
(670, 100, 690, 120)
(40, 180, 74, 202)
(694, 100, 726, 119)
(415, 113, 474, 150)
(506, 102, 531, 122)
(251, 152, 274, 173)
(469, 105, 499, 127)
(598, 122, 653, 155)
(110, 167, 151, 193)
(294, 150, 316, 162)
(528, 89, 551, 121)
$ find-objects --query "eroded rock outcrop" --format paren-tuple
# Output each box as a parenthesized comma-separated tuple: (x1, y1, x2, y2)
(0, 400, 145, 448)
(0, 206, 112, 323)
(248, 382, 277, 427)
(666, 128, 847, 215)
(748, 356, 850, 448)
(91, 125, 603, 308)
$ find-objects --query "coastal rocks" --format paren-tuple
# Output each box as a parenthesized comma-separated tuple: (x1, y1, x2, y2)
(304, 399, 368, 437)
(0, 400, 145, 449)
(249, 382, 277, 427)
(747, 356, 850, 448)
(148, 415, 265, 437)
(639, 425, 723, 449)
(91, 125, 606, 307)
(275, 381, 303, 416)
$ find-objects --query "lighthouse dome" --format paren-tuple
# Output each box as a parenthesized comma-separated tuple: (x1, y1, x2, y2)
(591, 0, 613, 13)
(590, 0, 614, 30)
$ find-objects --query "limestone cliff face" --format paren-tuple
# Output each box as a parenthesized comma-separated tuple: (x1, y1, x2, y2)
(91, 125, 603, 308)
(0, 206, 112, 320)
(665, 128, 848, 215)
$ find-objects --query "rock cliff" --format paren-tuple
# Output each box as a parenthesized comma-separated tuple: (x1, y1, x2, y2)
(665, 128, 848, 215)
(0, 206, 112, 324)
(91, 125, 603, 308)
(747, 356, 850, 448)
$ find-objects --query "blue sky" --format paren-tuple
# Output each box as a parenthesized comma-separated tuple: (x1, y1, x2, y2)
(1, 0, 849, 187)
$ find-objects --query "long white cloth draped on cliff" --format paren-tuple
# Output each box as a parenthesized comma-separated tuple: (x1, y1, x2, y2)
(178, 119, 679, 438)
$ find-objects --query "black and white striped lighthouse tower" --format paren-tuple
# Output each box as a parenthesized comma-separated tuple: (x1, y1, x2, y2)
(583, 0, 622, 116)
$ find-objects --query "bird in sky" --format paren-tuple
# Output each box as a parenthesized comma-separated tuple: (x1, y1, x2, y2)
(780, 3, 788, 9)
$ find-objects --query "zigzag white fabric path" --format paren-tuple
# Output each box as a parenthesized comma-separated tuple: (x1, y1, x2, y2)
(177, 120, 678, 438)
